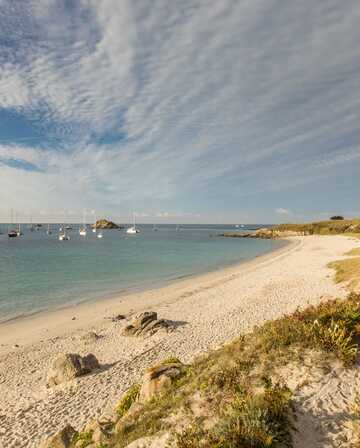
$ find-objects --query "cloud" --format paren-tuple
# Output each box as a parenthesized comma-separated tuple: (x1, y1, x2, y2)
(276, 208, 291, 215)
(0, 1, 359, 220)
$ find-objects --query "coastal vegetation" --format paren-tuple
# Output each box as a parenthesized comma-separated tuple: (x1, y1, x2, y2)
(47, 292, 360, 447)
(220, 218, 360, 239)
(330, 215, 345, 220)
(273, 218, 360, 235)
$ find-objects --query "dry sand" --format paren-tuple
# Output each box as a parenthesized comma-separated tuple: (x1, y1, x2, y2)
(0, 235, 359, 447)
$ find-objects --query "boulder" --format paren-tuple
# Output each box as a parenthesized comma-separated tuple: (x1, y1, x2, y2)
(47, 353, 100, 386)
(122, 311, 170, 337)
(80, 418, 114, 446)
(41, 425, 77, 448)
(92, 423, 111, 445)
(139, 362, 185, 402)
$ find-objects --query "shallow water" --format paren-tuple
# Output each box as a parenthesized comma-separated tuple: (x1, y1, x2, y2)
(0, 224, 284, 322)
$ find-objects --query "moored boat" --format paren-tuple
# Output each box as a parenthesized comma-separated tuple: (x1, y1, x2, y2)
(126, 213, 140, 234)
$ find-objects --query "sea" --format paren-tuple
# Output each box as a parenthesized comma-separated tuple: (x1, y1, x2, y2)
(0, 224, 285, 323)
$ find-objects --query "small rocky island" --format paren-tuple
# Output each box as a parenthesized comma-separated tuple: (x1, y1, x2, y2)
(92, 219, 123, 229)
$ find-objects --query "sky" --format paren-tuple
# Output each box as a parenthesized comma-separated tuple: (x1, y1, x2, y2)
(0, 0, 359, 224)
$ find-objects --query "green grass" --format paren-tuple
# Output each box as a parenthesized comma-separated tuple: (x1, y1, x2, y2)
(115, 384, 141, 418)
(175, 379, 294, 448)
(72, 431, 93, 448)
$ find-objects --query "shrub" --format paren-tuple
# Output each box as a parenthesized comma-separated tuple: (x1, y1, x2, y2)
(176, 379, 293, 448)
(311, 319, 358, 365)
(72, 431, 93, 448)
(330, 216, 344, 220)
(116, 384, 141, 418)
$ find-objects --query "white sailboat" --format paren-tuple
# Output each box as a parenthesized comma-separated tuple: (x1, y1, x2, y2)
(126, 213, 140, 234)
(59, 224, 70, 241)
(79, 210, 87, 236)
(46, 223, 52, 235)
(8, 209, 18, 238)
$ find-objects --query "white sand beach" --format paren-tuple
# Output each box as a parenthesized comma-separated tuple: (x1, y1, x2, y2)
(0, 235, 359, 448)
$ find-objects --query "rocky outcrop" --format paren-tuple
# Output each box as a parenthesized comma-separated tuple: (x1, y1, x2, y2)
(139, 362, 186, 402)
(47, 353, 100, 386)
(220, 228, 309, 239)
(92, 219, 121, 229)
(122, 311, 171, 337)
(40, 425, 77, 448)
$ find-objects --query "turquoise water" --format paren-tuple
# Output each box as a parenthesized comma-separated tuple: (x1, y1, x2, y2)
(0, 224, 284, 322)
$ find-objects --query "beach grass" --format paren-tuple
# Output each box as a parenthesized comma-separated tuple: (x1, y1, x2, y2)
(103, 293, 360, 447)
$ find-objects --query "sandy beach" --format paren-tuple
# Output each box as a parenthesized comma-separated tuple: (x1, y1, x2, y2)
(0, 234, 359, 448)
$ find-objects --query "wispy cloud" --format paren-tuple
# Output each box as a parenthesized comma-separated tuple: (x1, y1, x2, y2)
(0, 1, 359, 221)
(276, 208, 290, 215)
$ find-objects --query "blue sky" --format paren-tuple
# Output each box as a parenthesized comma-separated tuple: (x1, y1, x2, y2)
(0, 0, 359, 223)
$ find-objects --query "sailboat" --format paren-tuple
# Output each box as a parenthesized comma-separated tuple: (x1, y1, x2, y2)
(92, 214, 97, 233)
(126, 213, 140, 234)
(59, 231, 70, 241)
(59, 223, 70, 241)
(153, 224, 158, 231)
(46, 223, 52, 235)
(79, 210, 87, 236)
(8, 210, 21, 237)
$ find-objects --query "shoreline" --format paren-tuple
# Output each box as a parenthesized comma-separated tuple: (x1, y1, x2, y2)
(0, 238, 290, 354)
(0, 236, 285, 326)
(1, 235, 359, 448)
